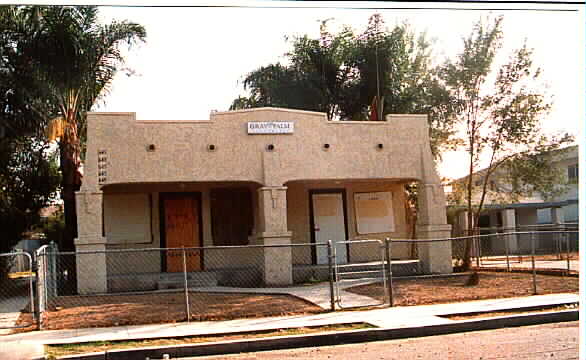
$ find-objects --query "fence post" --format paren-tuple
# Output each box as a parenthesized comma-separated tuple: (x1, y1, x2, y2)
(384, 238, 393, 307)
(47, 242, 58, 299)
(531, 232, 537, 295)
(556, 223, 562, 260)
(24, 253, 35, 327)
(35, 245, 48, 330)
(504, 232, 510, 272)
(327, 240, 335, 311)
(32, 252, 40, 329)
(182, 248, 191, 323)
(565, 229, 571, 275)
(474, 234, 480, 268)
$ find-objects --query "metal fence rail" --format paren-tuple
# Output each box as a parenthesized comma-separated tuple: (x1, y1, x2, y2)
(333, 239, 387, 309)
(473, 230, 579, 274)
(34, 242, 337, 329)
(0, 251, 35, 330)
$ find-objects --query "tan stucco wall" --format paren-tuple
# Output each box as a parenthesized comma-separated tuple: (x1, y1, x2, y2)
(75, 107, 451, 290)
(102, 183, 262, 274)
(100, 179, 414, 275)
(286, 180, 413, 263)
(81, 108, 434, 193)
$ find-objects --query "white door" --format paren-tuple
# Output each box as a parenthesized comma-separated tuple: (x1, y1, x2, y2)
(312, 192, 348, 264)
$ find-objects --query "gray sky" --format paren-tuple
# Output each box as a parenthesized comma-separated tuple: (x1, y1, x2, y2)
(89, 1, 584, 178)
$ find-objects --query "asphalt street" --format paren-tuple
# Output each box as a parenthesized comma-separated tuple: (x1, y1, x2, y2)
(188, 321, 579, 360)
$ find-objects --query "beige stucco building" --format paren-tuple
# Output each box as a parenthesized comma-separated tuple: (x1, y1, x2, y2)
(75, 107, 452, 294)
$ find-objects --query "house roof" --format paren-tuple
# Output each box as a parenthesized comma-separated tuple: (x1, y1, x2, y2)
(448, 144, 578, 184)
(449, 198, 578, 211)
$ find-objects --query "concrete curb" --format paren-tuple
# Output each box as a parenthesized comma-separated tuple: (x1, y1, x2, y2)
(55, 309, 578, 360)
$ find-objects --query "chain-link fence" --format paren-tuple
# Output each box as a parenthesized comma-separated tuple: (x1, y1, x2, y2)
(333, 239, 390, 309)
(472, 223, 579, 275)
(34, 242, 341, 330)
(0, 251, 35, 331)
(0, 229, 579, 333)
(342, 230, 578, 308)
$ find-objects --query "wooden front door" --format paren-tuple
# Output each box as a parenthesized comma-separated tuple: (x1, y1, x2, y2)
(163, 194, 202, 272)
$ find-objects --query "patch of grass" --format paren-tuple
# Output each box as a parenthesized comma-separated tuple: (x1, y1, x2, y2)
(45, 322, 375, 359)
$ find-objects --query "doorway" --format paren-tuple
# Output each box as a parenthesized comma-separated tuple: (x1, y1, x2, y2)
(310, 190, 349, 264)
(160, 193, 202, 272)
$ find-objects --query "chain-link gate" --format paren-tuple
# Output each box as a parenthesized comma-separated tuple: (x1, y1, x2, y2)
(0, 251, 36, 330)
(333, 239, 388, 309)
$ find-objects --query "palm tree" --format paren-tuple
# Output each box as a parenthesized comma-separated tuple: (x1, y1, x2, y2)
(19, 6, 146, 254)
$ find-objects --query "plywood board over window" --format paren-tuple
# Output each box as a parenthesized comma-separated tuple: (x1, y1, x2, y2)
(354, 191, 395, 234)
(104, 193, 152, 244)
(210, 187, 254, 246)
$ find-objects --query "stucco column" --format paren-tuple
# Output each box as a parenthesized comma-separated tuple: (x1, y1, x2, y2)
(550, 207, 564, 226)
(256, 186, 293, 286)
(74, 191, 108, 294)
(457, 211, 469, 237)
(416, 182, 452, 274)
(501, 208, 518, 254)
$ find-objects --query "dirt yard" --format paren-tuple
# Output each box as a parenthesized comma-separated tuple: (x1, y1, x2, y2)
(346, 271, 578, 306)
(16, 291, 323, 331)
(12, 271, 578, 332)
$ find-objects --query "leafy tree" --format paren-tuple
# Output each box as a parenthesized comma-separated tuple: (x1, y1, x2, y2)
(0, 7, 57, 141)
(0, 138, 60, 278)
(37, 205, 66, 246)
(0, 139, 60, 252)
(0, 6, 145, 289)
(0, 7, 60, 263)
(3, 6, 146, 254)
(231, 15, 459, 157)
(439, 16, 573, 269)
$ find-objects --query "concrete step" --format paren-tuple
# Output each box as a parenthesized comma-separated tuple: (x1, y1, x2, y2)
(157, 271, 218, 289)
(336, 261, 421, 279)
(336, 264, 385, 280)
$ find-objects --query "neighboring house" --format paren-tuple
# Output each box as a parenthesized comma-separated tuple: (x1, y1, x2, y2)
(75, 107, 451, 294)
(447, 145, 578, 253)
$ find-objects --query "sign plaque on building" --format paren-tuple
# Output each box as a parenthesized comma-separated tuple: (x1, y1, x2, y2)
(247, 121, 294, 134)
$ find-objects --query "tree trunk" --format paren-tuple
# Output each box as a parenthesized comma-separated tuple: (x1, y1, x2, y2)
(462, 226, 475, 271)
(463, 141, 476, 271)
(61, 184, 78, 251)
(58, 136, 81, 295)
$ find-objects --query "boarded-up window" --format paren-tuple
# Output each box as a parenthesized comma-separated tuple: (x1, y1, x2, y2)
(211, 188, 253, 246)
(354, 192, 395, 234)
(104, 193, 151, 244)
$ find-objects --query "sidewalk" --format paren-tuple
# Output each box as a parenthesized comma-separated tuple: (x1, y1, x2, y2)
(0, 293, 578, 360)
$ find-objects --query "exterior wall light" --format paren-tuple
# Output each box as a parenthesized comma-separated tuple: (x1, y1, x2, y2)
(207, 144, 216, 152)
(266, 144, 275, 151)
(323, 143, 331, 150)
(147, 144, 156, 152)
(377, 143, 384, 150)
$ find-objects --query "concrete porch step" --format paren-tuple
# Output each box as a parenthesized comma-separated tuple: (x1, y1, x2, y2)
(157, 271, 218, 289)
(293, 260, 422, 283)
(336, 260, 421, 278)
(336, 263, 386, 280)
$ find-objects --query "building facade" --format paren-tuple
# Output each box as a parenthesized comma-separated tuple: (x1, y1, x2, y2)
(448, 145, 578, 254)
(75, 107, 451, 294)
